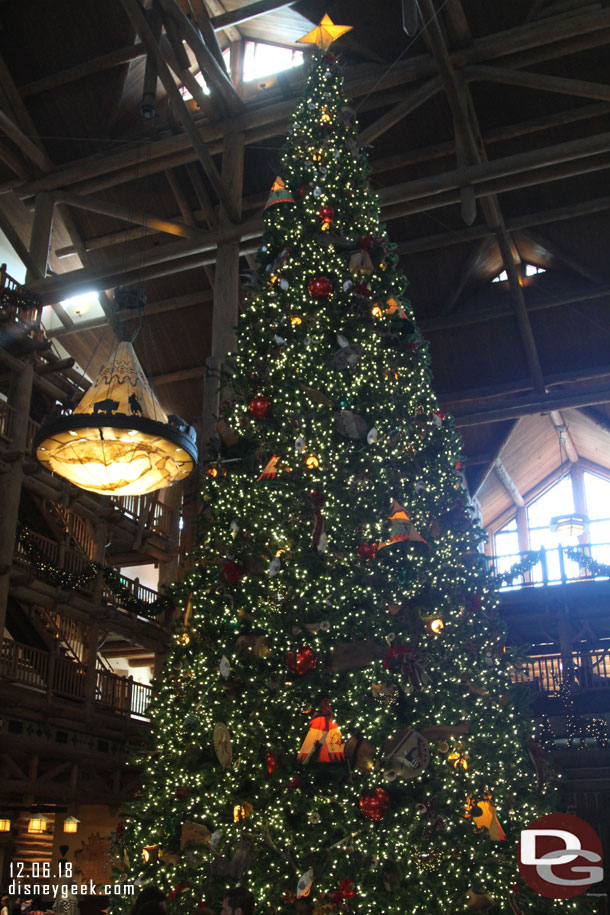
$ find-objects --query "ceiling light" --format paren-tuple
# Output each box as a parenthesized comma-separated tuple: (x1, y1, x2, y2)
(550, 513, 589, 538)
(34, 341, 198, 496)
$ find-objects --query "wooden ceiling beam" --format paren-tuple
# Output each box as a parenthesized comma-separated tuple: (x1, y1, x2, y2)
(382, 130, 610, 209)
(548, 411, 579, 463)
(396, 193, 610, 258)
(188, 0, 227, 72)
(18, 44, 146, 98)
(46, 290, 213, 338)
(494, 458, 525, 507)
(440, 365, 610, 408)
(54, 189, 212, 241)
(0, 108, 53, 173)
(467, 64, 610, 105)
(27, 139, 610, 303)
(359, 77, 443, 146)
(472, 421, 520, 497)
(7, 5, 610, 204)
(418, 0, 545, 393)
(451, 385, 610, 427)
(151, 365, 205, 385)
(119, 0, 241, 223)
(165, 168, 195, 225)
(155, 0, 243, 115)
(210, 0, 297, 31)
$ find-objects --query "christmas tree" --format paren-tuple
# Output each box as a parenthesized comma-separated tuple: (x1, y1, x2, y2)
(111, 22, 591, 915)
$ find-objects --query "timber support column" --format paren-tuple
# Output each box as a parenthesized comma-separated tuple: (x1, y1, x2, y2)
(83, 621, 100, 716)
(0, 190, 54, 635)
(158, 483, 182, 589)
(0, 360, 34, 636)
(180, 132, 245, 579)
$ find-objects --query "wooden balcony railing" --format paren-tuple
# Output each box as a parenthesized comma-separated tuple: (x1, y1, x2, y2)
(489, 542, 610, 589)
(14, 528, 166, 620)
(0, 638, 152, 719)
(0, 263, 43, 337)
(0, 403, 39, 452)
(513, 650, 610, 696)
(113, 494, 174, 540)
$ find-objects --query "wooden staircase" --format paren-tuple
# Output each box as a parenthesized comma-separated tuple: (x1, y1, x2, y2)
(13, 811, 55, 879)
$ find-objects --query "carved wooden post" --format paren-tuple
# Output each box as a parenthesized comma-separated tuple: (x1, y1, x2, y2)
(83, 622, 100, 716)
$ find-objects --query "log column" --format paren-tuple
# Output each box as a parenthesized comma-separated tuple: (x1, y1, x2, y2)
(180, 132, 244, 580)
(0, 192, 54, 636)
(157, 483, 182, 588)
(0, 360, 34, 636)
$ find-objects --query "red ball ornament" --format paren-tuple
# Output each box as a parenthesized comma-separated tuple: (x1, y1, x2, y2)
(318, 205, 335, 225)
(308, 276, 333, 299)
(265, 749, 280, 774)
(359, 788, 391, 821)
(286, 645, 317, 676)
(287, 776, 302, 790)
(357, 542, 378, 561)
(249, 395, 271, 419)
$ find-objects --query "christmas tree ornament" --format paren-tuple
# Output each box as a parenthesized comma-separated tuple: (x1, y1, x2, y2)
(334, 409, 368, 439)
(359, 787, 391, 821)
(383, 728, 430, 781)
(183, 712, 198, 731)
(432, 409, 445, 427)
(142, 844, 159, 863)
(221, 560, 244, 586)
(216, 418, 239, 448)
(219, 655, 231, 679)
(180, 822, 212, 848)
(249, 395, 271, 419)
(308, 811, 321, 824)
(286, 645, 317, 676)
(296, 867, 314, 898)
(318, 204, 335, 228)
(349, 250, 374, 274)
(305, 454, 320, 469)
(264, 176, 294, 209)
(419, 723, 470, 742)
(367, 427, 378, 443)
(466, 888, 494, 910)
(213, 723, 233, 768)
(308, 276, 333, 298)
(230, 519, 240, 537)
(465, 796, 506, 841)
(448, 746, 469, 770)
(265, 749, 280, 774)
(378, 500, 426, 549)
(312, 186, 323, 198)
(344, 734, 376, 772)
(383, 644, 431, 690)
(357, 542, 378, 561)
(233, 803, 253, 822)
(295, 435, 306, 453)
(415, 480, 426, 494)
(298, 698, 345, 762)
(268, 555, 282, 577)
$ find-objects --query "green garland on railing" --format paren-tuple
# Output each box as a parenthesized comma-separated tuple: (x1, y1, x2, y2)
(492, 550, 543, 586)
(564, 546, 610, 579)
(492, 544, 610, 588)
(16, 525, 173, 620)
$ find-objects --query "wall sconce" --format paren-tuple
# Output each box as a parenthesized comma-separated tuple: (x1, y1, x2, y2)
(0, 818, 10, 832)
(28, 815, 48, 834)
(63, 816, 79, 834)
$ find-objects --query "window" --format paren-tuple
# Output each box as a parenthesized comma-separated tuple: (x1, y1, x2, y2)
(491, 264, 545, 283)
(180, 47, 231, 100)
(243, 41, 303, 83)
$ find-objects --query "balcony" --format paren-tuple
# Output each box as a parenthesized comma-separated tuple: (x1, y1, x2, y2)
(0, 637, 152, 719)
(489, 541, 610, 589)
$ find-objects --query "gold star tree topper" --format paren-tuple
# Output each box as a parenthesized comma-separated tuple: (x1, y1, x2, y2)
(297, 14, 352, 51)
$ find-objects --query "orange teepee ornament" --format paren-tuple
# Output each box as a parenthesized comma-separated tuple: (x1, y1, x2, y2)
(378, 500, 426, 549)
(465, 795, 506, 841)
(298, 698, 345, 763)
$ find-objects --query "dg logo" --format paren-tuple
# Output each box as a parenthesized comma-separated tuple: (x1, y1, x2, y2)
(519, 812, 604, 899)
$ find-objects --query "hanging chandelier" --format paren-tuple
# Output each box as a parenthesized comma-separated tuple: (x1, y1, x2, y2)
(34, 340, 198, 496)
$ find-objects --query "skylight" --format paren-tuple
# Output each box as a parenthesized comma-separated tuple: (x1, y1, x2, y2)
(243, 41, 303, 83)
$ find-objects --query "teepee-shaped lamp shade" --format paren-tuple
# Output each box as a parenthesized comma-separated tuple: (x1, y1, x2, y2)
(34, 342, 198, 496)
